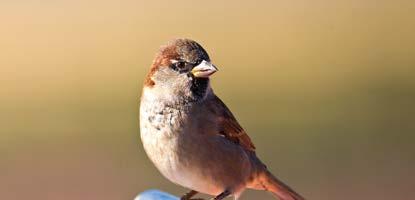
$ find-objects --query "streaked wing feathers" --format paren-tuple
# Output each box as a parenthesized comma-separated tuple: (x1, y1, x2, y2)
(207, 95, 256, 151)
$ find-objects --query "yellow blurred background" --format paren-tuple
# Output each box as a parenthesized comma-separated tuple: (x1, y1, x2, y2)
(1, 0, 414, 199)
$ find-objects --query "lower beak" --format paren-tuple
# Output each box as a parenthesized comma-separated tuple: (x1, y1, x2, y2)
(191, 60, 218, 78)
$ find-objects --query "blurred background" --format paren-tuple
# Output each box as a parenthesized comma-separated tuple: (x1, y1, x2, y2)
(1, 0, 414, 199)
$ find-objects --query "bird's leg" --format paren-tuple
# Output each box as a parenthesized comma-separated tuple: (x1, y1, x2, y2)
(181, 190, 205, 200)
(210, 190, 231, 200)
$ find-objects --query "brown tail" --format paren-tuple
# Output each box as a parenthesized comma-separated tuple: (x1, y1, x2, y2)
(249, 170, 305, 200)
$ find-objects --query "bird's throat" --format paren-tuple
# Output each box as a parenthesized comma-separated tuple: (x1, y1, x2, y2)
(190, 77, 210, 101)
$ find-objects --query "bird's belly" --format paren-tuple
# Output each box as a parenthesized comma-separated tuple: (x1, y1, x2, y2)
(141, 126, 224, 195)
(140, 106, 251, 195)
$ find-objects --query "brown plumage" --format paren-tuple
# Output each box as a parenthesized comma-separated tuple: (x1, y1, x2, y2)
(206, 95, 256, 151)
(140, 38, 305, 200)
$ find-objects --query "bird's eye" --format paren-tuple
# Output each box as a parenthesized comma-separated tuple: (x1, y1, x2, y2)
(171, 61, 188, 72)
(174, 61, 186, 69)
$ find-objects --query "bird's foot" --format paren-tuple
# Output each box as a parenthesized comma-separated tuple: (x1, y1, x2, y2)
(180, 190, 205, 200)
(209, 190, 231, 200)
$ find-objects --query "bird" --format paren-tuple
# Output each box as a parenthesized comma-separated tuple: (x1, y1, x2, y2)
(139, 38, 305, 200)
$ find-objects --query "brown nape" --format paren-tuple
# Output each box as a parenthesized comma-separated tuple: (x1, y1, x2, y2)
(144, 44, 179, 87)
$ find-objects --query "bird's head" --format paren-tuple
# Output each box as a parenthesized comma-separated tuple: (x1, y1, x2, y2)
(144, 39, 217, 102)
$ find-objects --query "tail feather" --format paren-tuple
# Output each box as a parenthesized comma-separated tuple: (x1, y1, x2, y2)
(264, 170, 305, 200)
(249, 170, 305, 200)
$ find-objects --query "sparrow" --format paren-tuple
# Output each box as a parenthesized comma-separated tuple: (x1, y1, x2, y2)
(139, 38, 305, 200)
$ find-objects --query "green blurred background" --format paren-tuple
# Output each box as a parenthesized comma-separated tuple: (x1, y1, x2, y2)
(1, 0, 414, 199)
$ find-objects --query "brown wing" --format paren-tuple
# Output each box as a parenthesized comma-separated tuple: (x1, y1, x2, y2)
(206, 95, 256, 151)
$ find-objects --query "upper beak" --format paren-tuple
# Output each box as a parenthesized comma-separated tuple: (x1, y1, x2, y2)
(191, 60, 218, 78)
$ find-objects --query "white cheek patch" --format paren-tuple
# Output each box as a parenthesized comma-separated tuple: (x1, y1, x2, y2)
(170, 59, 179, 64)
